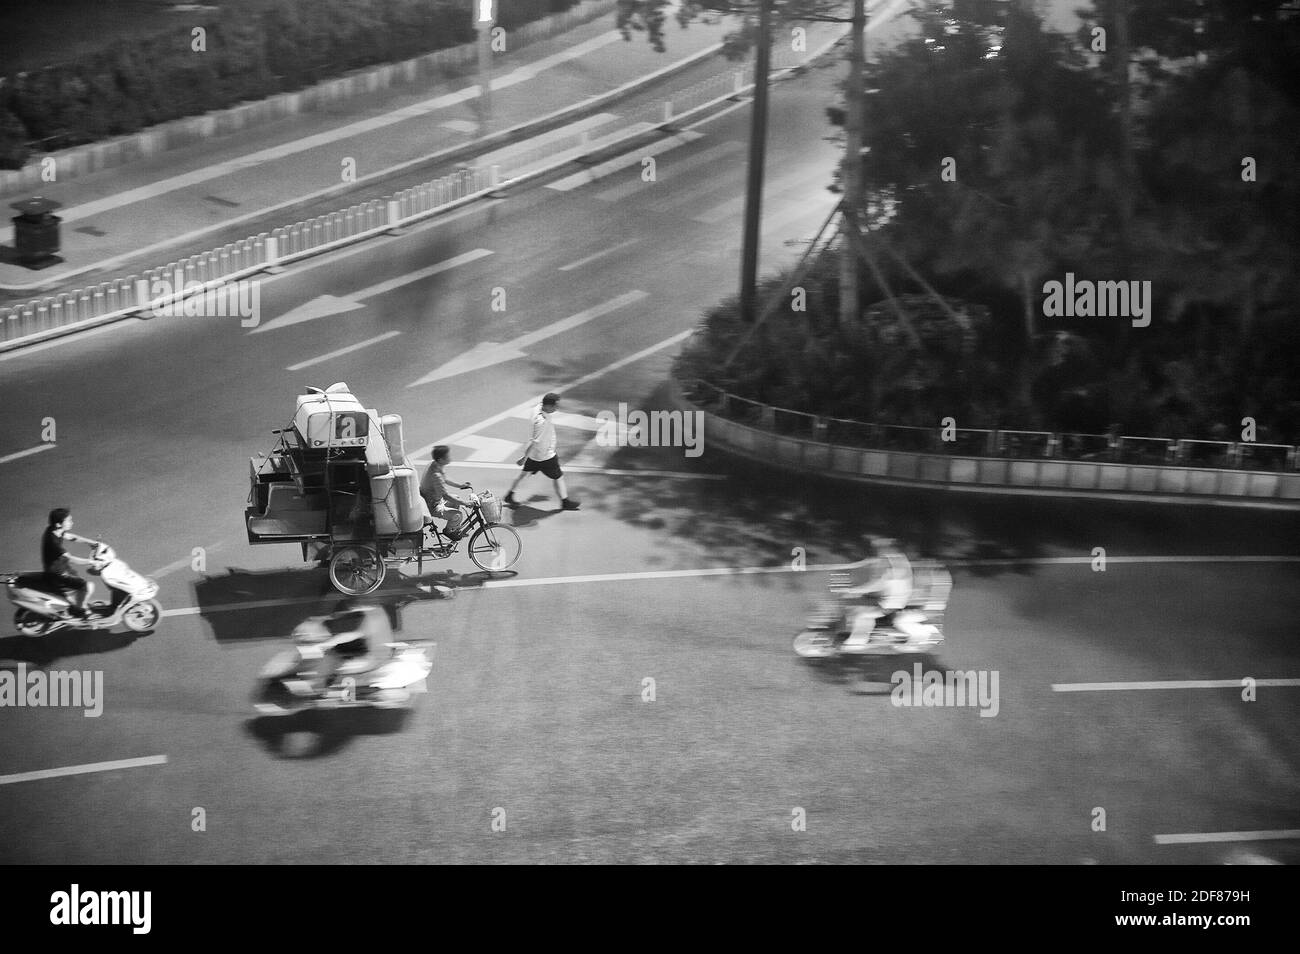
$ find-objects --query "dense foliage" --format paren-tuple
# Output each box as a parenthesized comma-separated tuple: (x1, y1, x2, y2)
(676, 0, 1300, 442)
(0, 0, 579, 167)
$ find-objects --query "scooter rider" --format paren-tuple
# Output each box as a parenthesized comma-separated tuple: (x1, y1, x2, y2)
(835, 544, 913, 643)
(42, 508, 95, 618)
(300, 602, 387, 693)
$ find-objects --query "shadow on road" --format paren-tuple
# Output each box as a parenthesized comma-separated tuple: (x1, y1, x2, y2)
(559, 381, 1300, 574)
(505, 498, 564, 528)
(244, 707, 412, 758)
(795, 652, 941, 695)
(189, 563, 511, 642)
(0, 628, 147, 666)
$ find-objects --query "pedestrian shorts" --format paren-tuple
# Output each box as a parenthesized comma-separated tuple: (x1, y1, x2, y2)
(522, 455, 563, 480)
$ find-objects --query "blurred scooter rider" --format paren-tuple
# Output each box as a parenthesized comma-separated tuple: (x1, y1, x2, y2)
(301, 602, 387, 692)
(42, 508, 95, 618)
(835, 547, 913, 642)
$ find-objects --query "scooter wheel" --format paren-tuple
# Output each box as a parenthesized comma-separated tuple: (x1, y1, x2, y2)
(122, 600, 162, 633)
(14, 609, 49, 638)
(793, 629, 837, 659)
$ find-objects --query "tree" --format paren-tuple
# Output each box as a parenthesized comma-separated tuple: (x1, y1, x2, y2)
(617, 2, 866, 325)
(617, 1, 854, 57)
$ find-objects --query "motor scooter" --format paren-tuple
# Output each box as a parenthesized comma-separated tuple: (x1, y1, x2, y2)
(2, 541, 162, 637)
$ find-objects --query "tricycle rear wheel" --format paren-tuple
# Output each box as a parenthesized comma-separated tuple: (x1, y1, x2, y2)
(329, 545, 386, 596)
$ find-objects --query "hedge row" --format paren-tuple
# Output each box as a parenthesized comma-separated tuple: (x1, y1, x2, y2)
(0, 0, 579, 168)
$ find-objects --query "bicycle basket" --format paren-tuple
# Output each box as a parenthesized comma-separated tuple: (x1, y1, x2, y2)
(477, 490, 502, 523)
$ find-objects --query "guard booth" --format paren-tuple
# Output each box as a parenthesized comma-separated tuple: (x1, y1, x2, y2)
(10, 196, 63, 268)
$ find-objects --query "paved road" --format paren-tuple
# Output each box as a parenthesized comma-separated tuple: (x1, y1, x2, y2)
(1, 64, 1297, 864)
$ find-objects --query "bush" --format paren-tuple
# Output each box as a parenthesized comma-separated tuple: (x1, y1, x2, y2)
(0, 105, 30, 169)
(1, 0, 584, 155)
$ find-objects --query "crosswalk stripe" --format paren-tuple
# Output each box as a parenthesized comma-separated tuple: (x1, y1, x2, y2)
(453, 434, 522, 463)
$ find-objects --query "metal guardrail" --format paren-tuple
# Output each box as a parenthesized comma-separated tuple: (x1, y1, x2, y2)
(687, 380, 1300, 472)
(0, 27, 837, 350)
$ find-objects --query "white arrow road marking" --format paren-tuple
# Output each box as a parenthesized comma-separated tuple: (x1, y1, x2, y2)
(251, 248, 494, 334)
(508, 409, 605, 430)
(287, 330, 403, 370)
(454, 434, 523, 462)
(0, 755, 168, 786)
(414, 341, 527, 383)
(252, 294, 364, 333)
(407, 289, 649, 386)
(0, 444, 55, 465)
(411, 329, 694, 461)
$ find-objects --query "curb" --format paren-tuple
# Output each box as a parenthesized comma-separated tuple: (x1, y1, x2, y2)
(668, 378, 1300, 511)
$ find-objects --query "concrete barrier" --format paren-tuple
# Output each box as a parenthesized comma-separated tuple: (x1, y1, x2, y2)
(672, 382, 1300, 509)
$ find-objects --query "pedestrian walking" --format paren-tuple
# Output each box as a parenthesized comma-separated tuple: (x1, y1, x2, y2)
(504, 392, 580, 511)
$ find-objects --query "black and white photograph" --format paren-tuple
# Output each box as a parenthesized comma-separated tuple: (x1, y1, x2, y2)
(0, 0, 1297, 897)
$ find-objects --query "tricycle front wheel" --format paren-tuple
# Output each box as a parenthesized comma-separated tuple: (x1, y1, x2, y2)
(468, 524, 521, 572)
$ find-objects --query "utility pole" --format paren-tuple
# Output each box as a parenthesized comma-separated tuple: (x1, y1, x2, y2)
(738, 0, 773, 323)
(838, 0, 866, 331)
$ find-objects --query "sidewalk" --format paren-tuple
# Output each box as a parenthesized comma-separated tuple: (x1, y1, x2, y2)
(0, 10, 741, 297)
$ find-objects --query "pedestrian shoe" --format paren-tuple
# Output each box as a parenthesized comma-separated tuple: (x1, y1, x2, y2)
(503, 492, 518, 507)
(561, 498, 581, 511)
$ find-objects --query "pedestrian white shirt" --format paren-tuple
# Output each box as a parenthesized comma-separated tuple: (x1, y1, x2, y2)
(527, 406, 557, 460)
